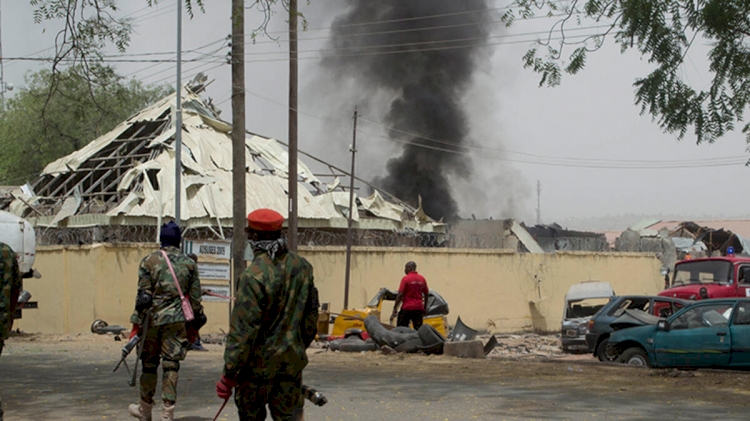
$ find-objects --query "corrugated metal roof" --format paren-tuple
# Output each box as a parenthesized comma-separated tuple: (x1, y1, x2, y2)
(646, 220, 750, 239)
(12, 86, 440, 232)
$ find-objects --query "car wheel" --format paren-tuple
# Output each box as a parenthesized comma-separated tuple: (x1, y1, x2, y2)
(596, 338, 617, 362)
(618, 347, 651, 367)
(90, 319, 108, 333)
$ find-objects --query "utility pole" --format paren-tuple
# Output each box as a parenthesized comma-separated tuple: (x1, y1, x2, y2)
(0, 0, 14, 111)
(174, 0, 183, 225)
(343, 107, 358, 310)
(288, 0, 299, 251)
(231, 0, 246, 289)
(0, 0, 4, 109)
(536, 180, 541, 225)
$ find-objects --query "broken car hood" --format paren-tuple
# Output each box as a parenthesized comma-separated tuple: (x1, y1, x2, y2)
(609, 309, 663, 330)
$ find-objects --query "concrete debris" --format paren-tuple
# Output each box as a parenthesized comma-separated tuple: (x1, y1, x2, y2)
(482, 333, 569, 358)
(443, 340, 484, 358)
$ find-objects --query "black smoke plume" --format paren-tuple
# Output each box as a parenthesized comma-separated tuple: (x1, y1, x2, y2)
(323, 1, 494, 222)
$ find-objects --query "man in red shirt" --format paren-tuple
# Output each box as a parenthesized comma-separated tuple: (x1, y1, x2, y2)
(391, 261, 429, 329)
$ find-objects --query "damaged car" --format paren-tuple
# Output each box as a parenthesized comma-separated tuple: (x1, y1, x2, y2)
(609, 298, 750, 368)
(585, 295, 689, 361)
(561, 281, 615, 352)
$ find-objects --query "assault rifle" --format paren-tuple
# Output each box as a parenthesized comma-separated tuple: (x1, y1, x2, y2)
(112, 309, 151, 386)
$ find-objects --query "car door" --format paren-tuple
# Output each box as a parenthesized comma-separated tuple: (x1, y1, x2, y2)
(653, 302, 732, 367)
(729, 301, 750, 366)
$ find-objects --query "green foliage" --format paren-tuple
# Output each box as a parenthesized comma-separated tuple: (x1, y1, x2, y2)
(504, 0, 750, 144)
(0, 66, 170, 185)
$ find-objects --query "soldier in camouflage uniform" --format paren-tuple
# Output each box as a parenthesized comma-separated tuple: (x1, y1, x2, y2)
(0, 242, 21, 421)
(216, 209, 319, 421)
(128, 221, 205, 421)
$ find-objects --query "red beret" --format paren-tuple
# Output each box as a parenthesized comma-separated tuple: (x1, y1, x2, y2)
(247, 208, 285, 231)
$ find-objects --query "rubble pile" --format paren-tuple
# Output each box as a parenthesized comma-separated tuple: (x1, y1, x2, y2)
(484, 333, 566, 358)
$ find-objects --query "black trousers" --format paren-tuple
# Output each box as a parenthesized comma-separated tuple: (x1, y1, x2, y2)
(397, 309, 425, 330)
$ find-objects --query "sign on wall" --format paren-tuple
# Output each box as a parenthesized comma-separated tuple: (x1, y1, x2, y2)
(202, 285, 231, 303)
(183, 240, 231, 260)
(198, 262, 231, 281)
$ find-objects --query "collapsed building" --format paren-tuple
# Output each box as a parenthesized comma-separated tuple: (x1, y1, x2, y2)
(614, 219, 750, 272)
(0, 76, 445, 246)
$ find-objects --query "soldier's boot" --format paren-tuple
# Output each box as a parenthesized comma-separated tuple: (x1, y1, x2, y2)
(128, 400, 153, 421)
(160, 402, 175, 421)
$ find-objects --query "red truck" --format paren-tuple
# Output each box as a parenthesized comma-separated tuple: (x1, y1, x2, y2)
(659, 254, 750, 300)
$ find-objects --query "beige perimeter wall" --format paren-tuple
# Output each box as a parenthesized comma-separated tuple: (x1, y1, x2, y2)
(17, 245, 664, 335)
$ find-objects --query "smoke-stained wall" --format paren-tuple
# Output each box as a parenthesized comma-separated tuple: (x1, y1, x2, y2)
(321, 1, 496, 222)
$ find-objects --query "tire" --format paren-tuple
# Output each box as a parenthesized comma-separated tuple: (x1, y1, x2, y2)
(90, 319, 108, 333)
(344, 328, 364, 339)
(392, 327, 417, 334)
(364, 316, 419, 348)
(618, 347, 651, 367)
(418, 324, 446, 347)
(394, 338, 423, 353)
(328, 339, 343, 351)
(339, 338, 379, 353)
(596, 338, 617, 362)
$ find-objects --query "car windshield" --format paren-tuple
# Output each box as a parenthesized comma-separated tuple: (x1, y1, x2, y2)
(565, 298, 610, 319)
(673, 260, 733, 286)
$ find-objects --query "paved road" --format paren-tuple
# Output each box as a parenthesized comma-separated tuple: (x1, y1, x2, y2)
(1, 338, 748, 420)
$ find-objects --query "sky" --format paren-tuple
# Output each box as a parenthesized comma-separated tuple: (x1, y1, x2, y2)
(2, 1, 748, 230)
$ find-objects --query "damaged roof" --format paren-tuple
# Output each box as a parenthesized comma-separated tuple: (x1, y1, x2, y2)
(5, 77, 442, 234)
(644, 220, 750, 239)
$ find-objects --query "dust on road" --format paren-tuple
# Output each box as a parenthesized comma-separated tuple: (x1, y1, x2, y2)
(3, 333, 750, 420)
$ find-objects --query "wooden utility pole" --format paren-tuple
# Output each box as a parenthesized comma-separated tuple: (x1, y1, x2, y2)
(231, 0, 246, 289)
(288, 0, 299, 251)
(343, 107, 358, 310)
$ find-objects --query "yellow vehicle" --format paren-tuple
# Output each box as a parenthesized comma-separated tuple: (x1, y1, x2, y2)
(323, 288, 450, 337)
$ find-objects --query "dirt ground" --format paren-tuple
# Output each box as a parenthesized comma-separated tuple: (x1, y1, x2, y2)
(3, 332, 750, 420)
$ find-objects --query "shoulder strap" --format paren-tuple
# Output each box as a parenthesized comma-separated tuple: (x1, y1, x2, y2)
(160, 249, 186, 300)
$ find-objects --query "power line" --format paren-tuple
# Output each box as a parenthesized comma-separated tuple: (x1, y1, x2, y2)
(356, 127, 747, 169)
(237, 89, 747, 170)
(146, 60, 226, 87)
(4, 56, 222, 64)
(238, 24, 611, 57)
(230, 31, 608, 64)
(129, 41, 229, 82)
(101, 37, 226, 58)
(246, 12, 574, 46)
(357, 116, 741, 166)
(4, 2, 177, 68)
(263, 2, 568, 36)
